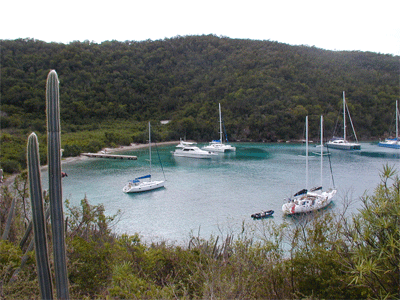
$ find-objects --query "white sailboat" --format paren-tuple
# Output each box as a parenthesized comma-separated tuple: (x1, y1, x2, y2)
(123, 122, 165, 193)
(202, 103, 236, 153)
(282, 116, 337, 215)
(378, 100, 400, 149)
(326, 91, 361, 150)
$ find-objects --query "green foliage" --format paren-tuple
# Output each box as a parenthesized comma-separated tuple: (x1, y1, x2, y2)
(0, 240, 24, 274)
(1, 166, 399, 298)
(65, 197, 119, 240)
(108, 261, 174, 299)
(1, 36, 399, 171)
(0, 240, 39, 299)
(64, 196, 121, 298)
(284, 212, 362, 299)
(341, 164, 400, 299)
(68, 236, 114, 297)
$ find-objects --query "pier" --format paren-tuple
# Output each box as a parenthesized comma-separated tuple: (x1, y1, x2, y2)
(81, 153, 137, 160)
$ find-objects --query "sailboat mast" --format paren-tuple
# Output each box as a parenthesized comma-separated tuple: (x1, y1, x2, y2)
(396, 100, 399, 139)
(306, 116, 309, 190)
(219, 103, 223, 143)
(320, 115, 323, 188)
(343, 91, 346, 141)
(149, 121, 151, 179)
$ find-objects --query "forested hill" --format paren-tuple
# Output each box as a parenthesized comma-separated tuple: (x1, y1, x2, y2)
(1, 35, 399, 143)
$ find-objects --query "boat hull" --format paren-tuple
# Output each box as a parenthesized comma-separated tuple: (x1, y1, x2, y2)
(251, 210, 274, 219)
(282, 189, 336, 215)
(123, 180, 165, 193)
(174, 152, 216, 159)
(326, 141, 361, 150)
(172, 147, 217, 158)
(378, 140, 400, 149)
(202, 144, 236, 153)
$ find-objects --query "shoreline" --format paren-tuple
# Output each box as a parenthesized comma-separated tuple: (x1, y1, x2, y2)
(58, 140, 181, 167)
(1, 141, 180, 187)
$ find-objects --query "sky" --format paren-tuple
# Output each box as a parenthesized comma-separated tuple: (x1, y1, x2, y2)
(1, 0, 399, 55)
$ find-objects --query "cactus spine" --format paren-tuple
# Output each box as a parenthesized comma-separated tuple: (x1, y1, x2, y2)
(27, 133, 53, 299)
(46, 70, 69, 299)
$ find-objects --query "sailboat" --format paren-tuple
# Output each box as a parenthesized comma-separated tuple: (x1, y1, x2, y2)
(378, 100, 400, 149)
(122, 122, 165, 193)
(282, 116, 337, 215)
(326, 91, 361, 150)
(202, 103, 236, 153)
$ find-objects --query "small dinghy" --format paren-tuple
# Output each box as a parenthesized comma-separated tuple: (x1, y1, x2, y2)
(251, 210, 274, 219)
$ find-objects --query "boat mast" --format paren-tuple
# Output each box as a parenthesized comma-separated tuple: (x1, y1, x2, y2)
(219, 103, 223, 144)
(320, 115, 323, 188)
(149, 121, 151, 180)
(343, 91, 346, 141)
(396, 100, 399, 139)
(306, 116, 309, 190)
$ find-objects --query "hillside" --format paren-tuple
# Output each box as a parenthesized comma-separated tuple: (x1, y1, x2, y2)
(1, 35, 399, 171)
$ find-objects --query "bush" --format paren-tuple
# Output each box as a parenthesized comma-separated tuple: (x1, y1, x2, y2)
(0, 160, 21, 174)
(62, 143, 82, 157)
(340, 165, 400, 299)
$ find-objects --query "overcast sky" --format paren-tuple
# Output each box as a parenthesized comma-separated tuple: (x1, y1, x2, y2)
(1, 0, 399, 55)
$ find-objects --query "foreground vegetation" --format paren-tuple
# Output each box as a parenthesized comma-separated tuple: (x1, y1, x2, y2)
(1, 165, 399, 299)
(1, 36, 399, 174)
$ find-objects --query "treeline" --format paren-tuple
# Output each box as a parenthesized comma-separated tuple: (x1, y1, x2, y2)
(1, 166, 399, 298)
(1, 36, 399, 172)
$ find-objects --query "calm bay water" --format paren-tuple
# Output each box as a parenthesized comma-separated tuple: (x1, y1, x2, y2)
(43, 142, 399, 244)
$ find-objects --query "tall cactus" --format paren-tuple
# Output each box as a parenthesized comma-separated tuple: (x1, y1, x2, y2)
(27, 133, 53, 299)
(46, 70, 69, 299)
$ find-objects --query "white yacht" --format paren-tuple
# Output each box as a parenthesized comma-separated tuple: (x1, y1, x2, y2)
(202, 103, 236, 153)
(326, 91, 361, 150)
(172, 139, 217, 159)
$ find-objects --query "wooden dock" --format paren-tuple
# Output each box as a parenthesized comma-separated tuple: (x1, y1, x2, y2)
(82, 153, 137, 160)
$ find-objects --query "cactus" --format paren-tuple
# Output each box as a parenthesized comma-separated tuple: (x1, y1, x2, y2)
(46, 70, 69, 299)
(19, 206, 50, 249)
(27, 132, 53, 299)
(1, 198, 16, 240)
(19, 215, 33, 249)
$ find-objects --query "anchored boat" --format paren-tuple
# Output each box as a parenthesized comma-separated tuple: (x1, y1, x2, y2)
(123, 122, 165, 193)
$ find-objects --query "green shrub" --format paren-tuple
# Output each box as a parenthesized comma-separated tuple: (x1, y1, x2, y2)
(340, 165, 400, 299)
(62, 143, 82, 157)
(68, 236, 114, 297)
(0, 160, 21, 174)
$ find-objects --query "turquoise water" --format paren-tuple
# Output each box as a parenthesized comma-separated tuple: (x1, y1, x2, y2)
(43, 142, 399, 244)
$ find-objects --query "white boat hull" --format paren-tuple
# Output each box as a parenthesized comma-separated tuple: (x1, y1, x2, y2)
(282, 189, 337, 215)
(172, 145, 218, 159)
(173, 150, 216, 158)
(123, 180, 165, 193)
(326, 140, 361, 150)
(378, 139, 400, 149)
(202, 143, 236, 153)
